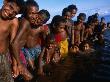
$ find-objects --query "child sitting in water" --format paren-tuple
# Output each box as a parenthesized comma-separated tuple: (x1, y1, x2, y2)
(78, 41, 97, 79)
(69, 44, 80, 56)
(79, 40, 95, 55)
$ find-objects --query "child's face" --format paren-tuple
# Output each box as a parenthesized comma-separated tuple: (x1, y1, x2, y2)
(71, 9, 77, 18)
(78, 16, 85, 23)
(71, 46, 79, 53)
(27, 6, 39, 24)
(101, 19, 105, 22)
(88, 23, 92, 28)
(83, 43, 90, 51)
(1, 2, 19, 19)
(36, 13, 46, 25)
(64, 11, 71, 20)
(94, 20, 99, 25)
(57, 22, 65, 32)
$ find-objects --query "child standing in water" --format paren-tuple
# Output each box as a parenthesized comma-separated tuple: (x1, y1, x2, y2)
(84, 22, 93, 41)
(74, 13, 86, 45)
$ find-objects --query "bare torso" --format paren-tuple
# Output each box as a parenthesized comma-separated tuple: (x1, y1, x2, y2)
(0, 18, 11, 54)
(74, 23, 82, 44)
(74, 22, 85, 44)
(18, 18, 42, 49)
(25, 29, 41, 48)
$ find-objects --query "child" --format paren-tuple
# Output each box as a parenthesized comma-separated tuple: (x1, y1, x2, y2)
(67, 4, 77, 18)
(62, 7, 74, 47)
(94, 33, 105, 48)
(84, 23, 93, 41)
(22, 9, 50, 70)
(37, 36, 61, 75)
(74, 13, 86, 45)
(79, 40, 95, 58)
(69, 44, 80, 55)
(107, 22, 110, 29)
(51, 16, 69, 59)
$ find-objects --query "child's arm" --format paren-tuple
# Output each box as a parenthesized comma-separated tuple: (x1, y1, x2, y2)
(81, 25, 85, 42)
(37, 48, 45, 75)
(46, 49, 51, 64)
(71, 26, 74, 45)
(84, 29, 88, 40)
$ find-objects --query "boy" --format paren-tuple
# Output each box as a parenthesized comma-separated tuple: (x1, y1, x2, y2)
(0, 1, 22, 82)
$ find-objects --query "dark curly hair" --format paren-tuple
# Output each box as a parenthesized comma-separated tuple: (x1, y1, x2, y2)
(68, 4, 78, 12)
(39, 9, 50, 24)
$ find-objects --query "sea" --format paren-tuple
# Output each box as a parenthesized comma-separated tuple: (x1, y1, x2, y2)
(91, 15, 110, 80)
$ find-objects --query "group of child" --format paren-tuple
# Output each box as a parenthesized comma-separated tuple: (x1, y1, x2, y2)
(1, 0, 108, 82)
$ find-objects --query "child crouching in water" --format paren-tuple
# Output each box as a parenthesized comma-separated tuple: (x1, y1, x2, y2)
(37, 36, 61, 76)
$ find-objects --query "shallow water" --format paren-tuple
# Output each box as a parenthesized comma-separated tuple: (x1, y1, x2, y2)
(53, 29, 110, 81)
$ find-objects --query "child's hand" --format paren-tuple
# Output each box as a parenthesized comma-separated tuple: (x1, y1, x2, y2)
(37, 68, 44, 76)
(12, 65, 19, 78)
(40, 25, 49, 34)
(46, 49, 50, 64)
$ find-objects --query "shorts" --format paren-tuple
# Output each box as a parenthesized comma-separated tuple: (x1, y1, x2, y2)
(22, 45, 41, 60)
(0, 53, 14, 82)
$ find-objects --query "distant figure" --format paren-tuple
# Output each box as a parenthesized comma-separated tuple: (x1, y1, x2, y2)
(100, 17, 107, 32)
(107, 22, 110, 29)
(100, 17, 106, 26)
(94, 33, 105, 48)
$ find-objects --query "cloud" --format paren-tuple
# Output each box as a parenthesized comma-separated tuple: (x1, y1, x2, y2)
(78, 6, 110, 17)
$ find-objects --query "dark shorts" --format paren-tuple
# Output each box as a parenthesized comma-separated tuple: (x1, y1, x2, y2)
(0, 54, 14, 82)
